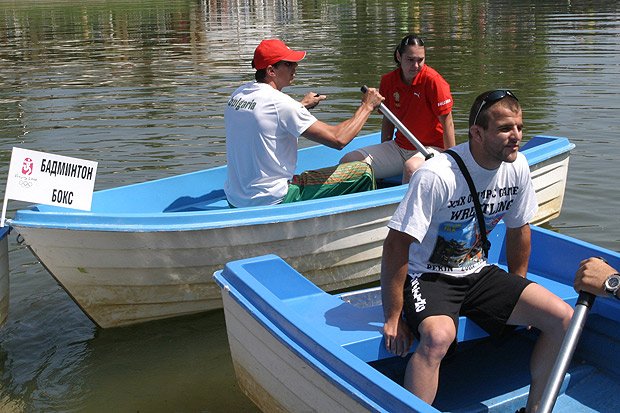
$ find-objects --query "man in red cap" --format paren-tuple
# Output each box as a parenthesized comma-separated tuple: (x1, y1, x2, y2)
(224, 39, 384, 208)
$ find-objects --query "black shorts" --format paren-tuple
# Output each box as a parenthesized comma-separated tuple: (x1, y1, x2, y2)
(403, 265, 533, 343)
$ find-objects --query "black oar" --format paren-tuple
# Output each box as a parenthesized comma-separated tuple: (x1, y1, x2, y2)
(360, 85, 433, 160)
(538, 291, 596, 413)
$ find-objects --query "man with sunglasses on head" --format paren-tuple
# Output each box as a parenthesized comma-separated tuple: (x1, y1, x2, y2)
(224, 39, 384, 208)
(381, 90, 573, 413)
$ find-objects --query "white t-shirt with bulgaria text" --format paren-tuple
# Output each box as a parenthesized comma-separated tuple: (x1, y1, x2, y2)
(224, 82, 317, 207)
(388, 142, 538, 277)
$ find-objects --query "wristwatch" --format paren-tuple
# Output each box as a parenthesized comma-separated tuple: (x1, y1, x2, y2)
(604, 273, 620, 299)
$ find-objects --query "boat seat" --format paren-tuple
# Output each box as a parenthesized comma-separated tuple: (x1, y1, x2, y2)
(289, 291, 387, 362)
(324, 269, 579, 363)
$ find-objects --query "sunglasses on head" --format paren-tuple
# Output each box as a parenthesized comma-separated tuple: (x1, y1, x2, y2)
(473, 90, 518, 126)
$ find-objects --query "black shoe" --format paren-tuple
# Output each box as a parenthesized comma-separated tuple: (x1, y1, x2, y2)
(515, 408, 526, 413)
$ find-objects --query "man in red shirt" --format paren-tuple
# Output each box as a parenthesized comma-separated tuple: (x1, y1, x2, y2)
(340, 34, 455, 183)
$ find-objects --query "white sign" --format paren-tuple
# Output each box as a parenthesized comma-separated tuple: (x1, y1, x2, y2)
(2, 148, 98, 226)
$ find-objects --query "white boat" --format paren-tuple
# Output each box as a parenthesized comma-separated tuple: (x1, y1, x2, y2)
(213, 223, 620, 412)
(8, 133, 574, 328)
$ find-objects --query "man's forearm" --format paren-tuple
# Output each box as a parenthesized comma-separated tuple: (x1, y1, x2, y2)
(506, 224, 531, 277)
(381, 117, 395, 142)
(381, 230, 413, 320)
(439, 112, 456, 149)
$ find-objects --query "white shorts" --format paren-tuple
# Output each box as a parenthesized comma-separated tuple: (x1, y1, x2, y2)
(353, 140, 441, 179)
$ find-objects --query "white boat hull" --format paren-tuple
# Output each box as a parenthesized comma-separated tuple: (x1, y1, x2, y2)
(529, 150, 570, 225)
(18, 205, 390, 327)
(223, 291, 376, 412)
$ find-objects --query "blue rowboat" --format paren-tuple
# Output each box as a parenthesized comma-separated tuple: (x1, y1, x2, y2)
(8, 133, 573, 328)
(213, 223, 620, 413)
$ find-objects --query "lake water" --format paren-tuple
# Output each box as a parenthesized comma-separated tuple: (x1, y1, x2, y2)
(0, 0, 618, 411)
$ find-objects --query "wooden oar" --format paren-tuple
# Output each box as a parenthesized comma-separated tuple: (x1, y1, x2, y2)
(360, 85, 433, 160)
(538, 291, 596, 413)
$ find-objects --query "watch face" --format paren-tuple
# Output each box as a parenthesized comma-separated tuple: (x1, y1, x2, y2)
(608, 276, 620, 289)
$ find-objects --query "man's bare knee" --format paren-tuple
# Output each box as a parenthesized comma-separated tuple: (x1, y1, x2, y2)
(417, 318, 456, 361)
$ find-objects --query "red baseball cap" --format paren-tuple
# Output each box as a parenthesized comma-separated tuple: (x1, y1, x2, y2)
(252, 39, 306, 70)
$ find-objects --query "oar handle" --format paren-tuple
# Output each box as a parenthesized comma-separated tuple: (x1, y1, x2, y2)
(361, 85, 433, 160)
(576, 290, 596, 308)
(538, 291, 596, 413)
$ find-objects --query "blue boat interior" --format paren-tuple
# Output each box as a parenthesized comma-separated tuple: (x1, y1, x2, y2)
(25, 133, 572, 216)
(373, 320, 620, 413)
(158, 134, 572, 213)
(215, 222, 619, 412)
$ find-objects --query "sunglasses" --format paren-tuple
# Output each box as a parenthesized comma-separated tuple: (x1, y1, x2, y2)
(275, 61, 298, 68)
(472, 90, 518, 126)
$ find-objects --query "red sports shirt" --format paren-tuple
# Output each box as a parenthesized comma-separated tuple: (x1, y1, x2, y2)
(379, 65, 453, 150)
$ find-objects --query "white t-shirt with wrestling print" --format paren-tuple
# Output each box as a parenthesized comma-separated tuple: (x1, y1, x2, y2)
(388, 142, 538, 277)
